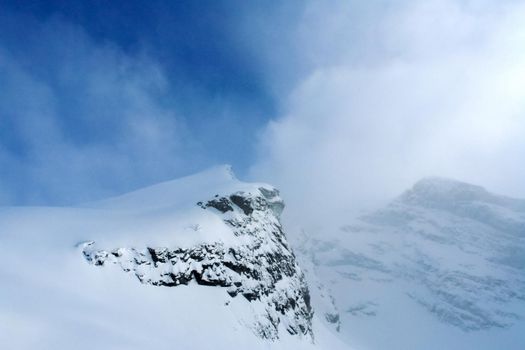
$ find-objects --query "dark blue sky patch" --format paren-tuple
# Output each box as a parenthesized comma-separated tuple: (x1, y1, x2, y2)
(0, 0, 309, 204)
(1, 0, 275, 106)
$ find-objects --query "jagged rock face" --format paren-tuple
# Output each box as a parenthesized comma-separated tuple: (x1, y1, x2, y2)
(81, 187, 313, 340)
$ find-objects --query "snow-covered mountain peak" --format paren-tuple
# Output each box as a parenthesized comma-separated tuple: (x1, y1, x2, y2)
(399, 176, 492, 206)
(298, 179, 525, 350)
(0, 168, 350, 349)
(78, 169, 312, 340)
(85, 164, 274, 212)
(394, 177, 525, 233)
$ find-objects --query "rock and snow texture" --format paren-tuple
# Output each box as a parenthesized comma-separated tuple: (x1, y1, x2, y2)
(8, 166, 522, 350)
(300, 177, 525, 350)
(0, 165, 348, 350)
(80, 186, 313, 340)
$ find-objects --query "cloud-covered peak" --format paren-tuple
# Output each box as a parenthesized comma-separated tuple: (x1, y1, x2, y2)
(397, 176, 525, 225)
(402, 176, 490, 203)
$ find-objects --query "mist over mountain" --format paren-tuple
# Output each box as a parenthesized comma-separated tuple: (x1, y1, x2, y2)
(296, 177, 525, 350)
(1, 167, 523, 349)
(1, 1, 524, 349)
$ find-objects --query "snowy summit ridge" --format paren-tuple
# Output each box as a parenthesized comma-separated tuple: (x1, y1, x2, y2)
(399, 176, 521, 208)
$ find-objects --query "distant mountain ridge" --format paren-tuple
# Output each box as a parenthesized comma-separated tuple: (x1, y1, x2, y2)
(298, 177, 525, 350)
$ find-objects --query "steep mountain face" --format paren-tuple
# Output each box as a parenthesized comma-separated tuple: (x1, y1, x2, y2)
(300, 177, 525, 350)
(81, 186, 313, 340)
(294, 247, 342, 333)
(0, 165, 347, 350)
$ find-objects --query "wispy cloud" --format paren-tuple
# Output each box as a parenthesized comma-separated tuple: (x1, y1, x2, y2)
(252, 0, 525, 228)
(0, 15, 197, 205)
(2, 1, 524, 216)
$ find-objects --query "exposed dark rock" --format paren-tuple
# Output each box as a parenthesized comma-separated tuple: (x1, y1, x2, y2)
(81, 188, 313, 341)
(200, 197, 234, 213)
(229, 194, 254, 215)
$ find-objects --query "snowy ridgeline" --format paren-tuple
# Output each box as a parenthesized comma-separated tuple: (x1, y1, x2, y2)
(2, 165, 523, 350)
(297, 177, 525, 350)
(0, 165, 346, 350)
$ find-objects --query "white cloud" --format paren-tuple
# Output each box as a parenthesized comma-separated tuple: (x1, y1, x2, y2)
(252, 0, 525, 229)
(0, 18, 196, 205)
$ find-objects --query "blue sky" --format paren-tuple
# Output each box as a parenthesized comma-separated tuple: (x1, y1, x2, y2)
(0, 1, 303, 204)
(1, 0, 524, 214)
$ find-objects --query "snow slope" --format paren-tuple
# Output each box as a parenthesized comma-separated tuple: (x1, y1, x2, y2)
(298, 177, 525, 350)
(0, 165, 348, 350)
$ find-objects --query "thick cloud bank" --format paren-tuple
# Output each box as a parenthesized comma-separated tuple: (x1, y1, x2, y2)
(252, 0, 525, 228)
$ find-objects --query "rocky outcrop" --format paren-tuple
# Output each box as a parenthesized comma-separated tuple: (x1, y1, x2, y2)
(81, 187, 313, 340)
